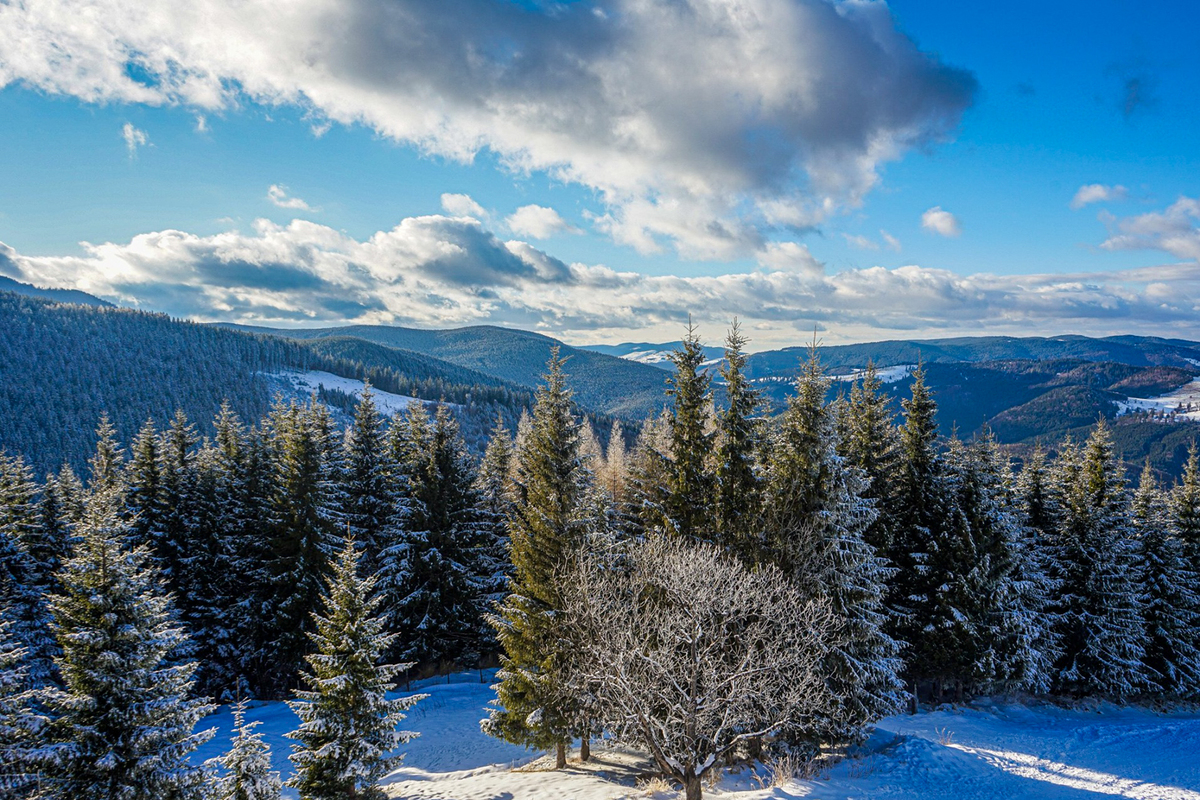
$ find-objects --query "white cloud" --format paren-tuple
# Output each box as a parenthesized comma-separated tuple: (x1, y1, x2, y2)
(0, 0, 975, 258)
(921, 206, 961, 237)
(1100, 196, 1200, 261)
(842, 233, 879, 251)
(195, 114, 209, 133)
(266, 184, 315, 211)
(1071, 183, 1128, 209)
(505, 205, 581, 239)
(7, 211, 1200, 345)
(880, 229, 902, 252)
(121, 122, 148, 157)
(440, 193, 488, 219)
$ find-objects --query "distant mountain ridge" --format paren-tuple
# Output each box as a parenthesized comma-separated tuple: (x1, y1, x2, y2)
(0, 275, 112, 307)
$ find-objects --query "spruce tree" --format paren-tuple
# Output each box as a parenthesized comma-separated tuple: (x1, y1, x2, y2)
(485, 349, 592, 768)
(841, 363, 902, 555)
(476, 416, 516, 609)
(342, 386, 401, 578)
(206, 699, 282, 800)
(713, 321, 763, 560)
(125, 419, 166, 556)
(1051, 421, 1146, 697)
(88, 414, 125, 494)
(37, 485, 214, 799)
(620, 410, 672, 540)
(286, 539, 423, 800)
(663, 322, 715, 541)
(763, 347, 902, 743)
(1134, 461, 1200, 697)
(0, 453, 56, 684)
(0, 617, 41, 800)
(1173, 442, 1200, 572)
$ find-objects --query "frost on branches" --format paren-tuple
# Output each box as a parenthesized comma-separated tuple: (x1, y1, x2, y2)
(563, 535, 832, 800)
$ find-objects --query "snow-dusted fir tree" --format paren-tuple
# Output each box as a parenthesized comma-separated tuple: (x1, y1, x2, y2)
(1133, 461, 1200, 697)
(0, 617, 41, 800)
(1173, 443, 1200, 573)
(206, 699, 282, 800)
(484, 349, 592, 769)
(342, 386, 402, 579)
(125, 418, 166, 556)
(619, 410, 673, 540)
(475, 416, 516, 609)
(596, 420, 629, 505)
(713, 321, 764, 561)
(384, 404, 490, 668)
(840, 363, 902, 555)
(662, 323, 715, 542)
(287, 539, 423, 800)
(763, 346, 903, 743)
(1051, 421, 1146, 697)
(87, 413, 125, 493)
(37, 485, 214, 800)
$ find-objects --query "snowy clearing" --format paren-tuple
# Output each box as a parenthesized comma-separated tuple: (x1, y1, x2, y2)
(830, 364, 915, 384)
(1116, 377, 1200, 421)
(193, 676, 1200, 800)
(266, 369, 424, 415)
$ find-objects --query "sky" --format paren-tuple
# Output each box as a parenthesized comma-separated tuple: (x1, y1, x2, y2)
(0, 0, 1198, 349)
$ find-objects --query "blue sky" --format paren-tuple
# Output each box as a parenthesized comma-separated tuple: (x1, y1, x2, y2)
(0, 0, 1197, 348)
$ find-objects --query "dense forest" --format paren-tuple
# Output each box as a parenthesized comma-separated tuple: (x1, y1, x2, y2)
(3, 320, 1200, 799)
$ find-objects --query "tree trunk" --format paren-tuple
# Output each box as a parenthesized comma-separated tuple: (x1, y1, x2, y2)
(685, 773, 703, 800)
(556, 741, 567, 769)
(580, 736, 590, 762)
(747, 735, 763, 762)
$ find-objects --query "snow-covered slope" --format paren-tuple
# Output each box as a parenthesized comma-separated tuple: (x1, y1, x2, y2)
(267, 369, 424, 415)
(1117, 376, 1200, 421)
(193, 676, 1200, 800)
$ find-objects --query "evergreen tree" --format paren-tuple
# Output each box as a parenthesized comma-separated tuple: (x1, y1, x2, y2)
(286, 539, 423, 800)
(1134, 462, 1200, 697)
(0, 453, 56, 684)
(1050, 421, 1146, 697)
(206, 699, 282, 800)
(1173, 442, 1200, 572)
(662, 323, 715, 541)
(0, 617, 41, 800)
(342, 386, 401, 578)
(476, 417, 516, 607)
(37, 485, 214, 799)
(713, 321, 763, 560)
(620, 410, 672, 540)
(841, 363, 902, 555)
(596, 420, 629, 505)
(485, 349, 592, 768)
(384, 404, 490, 668)
(87, 414, 125, 494)
(763, 347, 902, 743)
(125, 419, 166, 555)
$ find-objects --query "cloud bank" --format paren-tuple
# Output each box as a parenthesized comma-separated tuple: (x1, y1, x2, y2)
(0, 0, 975, 258)
(3, 212, 1199, 346)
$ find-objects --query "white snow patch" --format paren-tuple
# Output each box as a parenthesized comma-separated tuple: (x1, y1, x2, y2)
(621, 349, 675, 366)
(1116, 377, 1200, 422)
(268, 369, 423, 416)
(831, 364, 915, 384)
(194, 676, 1200, 800)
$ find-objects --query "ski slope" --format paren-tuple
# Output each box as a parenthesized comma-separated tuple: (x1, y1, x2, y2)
(193, 676, 1200, 800)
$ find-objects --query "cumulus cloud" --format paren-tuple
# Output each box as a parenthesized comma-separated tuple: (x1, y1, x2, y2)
(921, 206, 961, 237)
(121, 122, 148, 157)
(267, 184, 315, 211)
(8, 212, 1200, 344)
(1100, 196, 1200, 262)
(0, 0, 975, 258)
(440, 193, 488, 219)
(506, 205, 581, 239)
(1071, 183, 1127, 209)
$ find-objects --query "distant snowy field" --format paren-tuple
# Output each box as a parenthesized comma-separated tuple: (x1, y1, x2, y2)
(1117, 377, 1200, 421)
(266, 369, 423, 415)
(193, 676, 1200, 800)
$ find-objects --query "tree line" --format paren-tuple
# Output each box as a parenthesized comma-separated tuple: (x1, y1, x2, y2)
(2, 322, 1200, 799)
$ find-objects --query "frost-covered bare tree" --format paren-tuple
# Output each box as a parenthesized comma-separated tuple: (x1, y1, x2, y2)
(563, 536, 832, 800)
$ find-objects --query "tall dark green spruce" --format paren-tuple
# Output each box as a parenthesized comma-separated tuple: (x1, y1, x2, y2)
(287, 539, 423, 800)
(476, 416, 516, 610)
(841, 363, 902, 555)
(0, 616, 41, 799)
(37, 485, 213, 800)
(662, 322, 715, 542)
(384, 404, 491, 669)
(1050, 421, 1146, 697)
(485, 349, 593, 769)
(764, 346, 902, 744)
(713, 321, 764, 560)
(1133, 461, 1200, 697)
(342, 387, 402, 579)
(1173, 443, 1200, 574)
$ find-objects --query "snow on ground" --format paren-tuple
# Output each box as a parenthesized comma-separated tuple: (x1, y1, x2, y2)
(1116, 377, 1200, 421)
(194, 675, 1200, 800)
(830, 364, 915, 384)
(267, 369, 424, 416)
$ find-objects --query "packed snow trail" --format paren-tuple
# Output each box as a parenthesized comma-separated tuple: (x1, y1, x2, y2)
(193, 676, 1200, 799)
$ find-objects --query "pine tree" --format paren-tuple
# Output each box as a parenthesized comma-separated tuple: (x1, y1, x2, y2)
(713, 321, 763, 561)
(88, 414, 125, 494)
(1173, 442, 1200, 572)
(763, 346, 902, 743)
(0, 453, 57, 684)
(662, 323, 715, 542)
(620, 410, 672, 540)
(1051, 421, 1146, 697)
(0, 617, 41, 800)
(206, 699, 282, 800)
(384, 404, 490, 668)
(1134, 461, 1200, 697)
(286, 539, 423, 800)
(485, 349, 592, 768)
(596, 420, 629, 505)
(125, 419, 166, 555)
(841, 362, 902, 555)
(342, 386, 401, 578)
(476, 417, 515, 609)
(37, 485, 214, 799)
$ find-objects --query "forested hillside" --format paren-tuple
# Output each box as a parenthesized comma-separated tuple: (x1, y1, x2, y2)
(0, 293, 543, 474)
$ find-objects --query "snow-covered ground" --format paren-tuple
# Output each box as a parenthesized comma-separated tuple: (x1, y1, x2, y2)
(194, 676, 1200, 800)
(829, 364, 915, 384)
(266, 369, 424, 416)
(1116, 377, 1200, 421)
